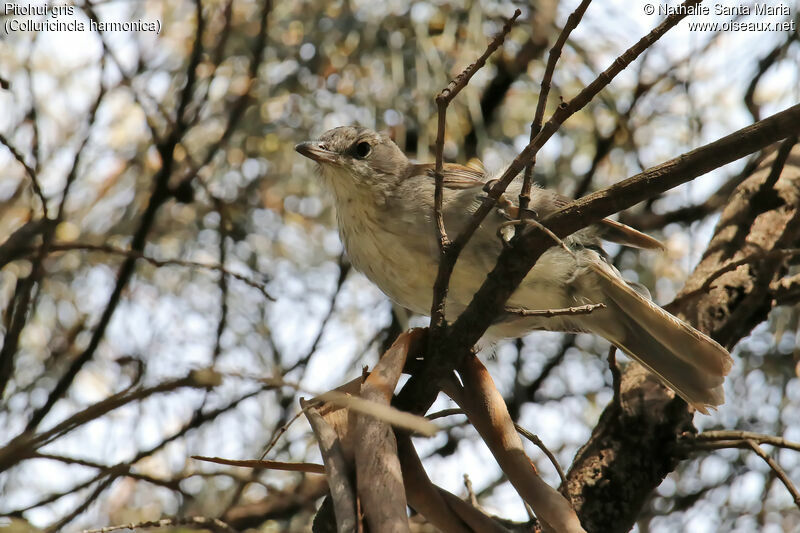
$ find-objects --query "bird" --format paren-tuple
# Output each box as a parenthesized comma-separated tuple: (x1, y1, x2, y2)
(295, 126, 732, 413)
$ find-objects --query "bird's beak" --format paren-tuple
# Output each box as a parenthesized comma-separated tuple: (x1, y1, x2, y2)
(295, 141, 337, 164)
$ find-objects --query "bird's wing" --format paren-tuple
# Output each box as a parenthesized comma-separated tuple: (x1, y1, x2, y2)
(412, 162, 663, 250)
(409, 162, 486, 189)
(410, 162, 522, 215)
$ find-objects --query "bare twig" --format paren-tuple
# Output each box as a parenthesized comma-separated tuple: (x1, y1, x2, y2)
(82, 516, 238, 533)
(747, 440, 800, 509)
(0, 82, 106, 398)
(29, 452, 184, 492)
(745, 33, 797, 121)
(426, 408, 466, 421)
(25, 242, 275, 301)
(0, 131, 48, 216)
(172, 0, 273, 192)
(458, 0, 705, 258)
(519, 0, 593, 227)
(514, 424, 568, 489)
(505, 303, 605, 318)
(755, 133, 797, 195)
(4, 387, 267, 516)
(429, 9, 522, 341)
(524, 335, 576, 401)
(48, 474, 117, 533)
(192, 455, 325, 474)
(690, 431, 800, 452)
(287, 257, 350, 373)
(212, 201, 230, 361)
(423, 405, 567, 488)
(259, 409, 305, 460)
(0, 369, 221, 473)
(23, 0, 271, 433)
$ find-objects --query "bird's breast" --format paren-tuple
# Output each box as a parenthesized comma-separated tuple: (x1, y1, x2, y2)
(335, 199, 439, 315)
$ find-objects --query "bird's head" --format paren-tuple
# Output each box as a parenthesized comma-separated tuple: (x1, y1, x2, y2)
(295, 127, 409, 194)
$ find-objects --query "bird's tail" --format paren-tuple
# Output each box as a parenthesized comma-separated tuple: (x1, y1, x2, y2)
(586, 261, 733, 414)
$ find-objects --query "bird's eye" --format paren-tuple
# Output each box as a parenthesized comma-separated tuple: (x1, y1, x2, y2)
(354, 141, 371, 159)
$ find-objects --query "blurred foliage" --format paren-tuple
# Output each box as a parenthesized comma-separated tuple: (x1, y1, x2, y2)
(0, 0, 799, 531)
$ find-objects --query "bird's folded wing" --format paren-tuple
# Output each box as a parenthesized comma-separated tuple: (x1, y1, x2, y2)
(413, 161, 664, 250)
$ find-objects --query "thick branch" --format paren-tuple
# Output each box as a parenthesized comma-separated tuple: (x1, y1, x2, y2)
(564, 140, 800, 531)
(449, 103, 800, 352)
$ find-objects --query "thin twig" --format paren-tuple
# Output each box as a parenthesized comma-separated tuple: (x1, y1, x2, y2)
(29, 453, 184, 492)
(514, 424, 568, 488)
(745, 33, 797, 121)
(25, 138, 177, 431)
(287, 257, 350, 373)
(505, 303, 605, 318)
(757, 134, 798, 193)
(82, 516, 238, 533)
(686, 429, 800, 509)
(428, 8, 522, 342)
(259, 409, 305, 460)
(746, 440, 800, 509)
(192, 456, 325, 474)
(426, 408, 466, 421)
(0, 131, 48, 216)
(31, 242, 275, 301)
(0, 80, 106, 397)
(690, 430, 800, 452)
(523, 335, 576, 403)
(0, 370, 221, 472)
(519, 0, 593, 228)
(458, 0, 705, 258)
(212, 200, 230, 361)
(47, 474, 117, 533)
(4, 387, 266, 515)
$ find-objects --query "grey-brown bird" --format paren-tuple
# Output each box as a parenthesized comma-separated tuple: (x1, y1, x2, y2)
(296, 126, 732, 413)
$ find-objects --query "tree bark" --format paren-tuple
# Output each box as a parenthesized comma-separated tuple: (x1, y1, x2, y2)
(564, 142, 800, 532)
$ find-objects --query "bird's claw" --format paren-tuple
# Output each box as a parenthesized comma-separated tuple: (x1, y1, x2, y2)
(496, 218, 541, 247)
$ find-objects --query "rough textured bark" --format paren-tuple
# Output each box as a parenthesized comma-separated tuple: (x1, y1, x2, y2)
(676, 140, 800, 348)
(564, 143, 800, 532)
